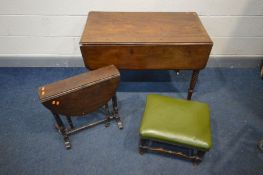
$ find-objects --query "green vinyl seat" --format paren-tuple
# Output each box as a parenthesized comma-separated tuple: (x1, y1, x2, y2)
(139, 94, 212, 152)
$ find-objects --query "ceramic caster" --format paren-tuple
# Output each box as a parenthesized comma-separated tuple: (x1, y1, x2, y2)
(64, 141, 71, 149)
(117, 121, 123, 129)
(63, 136, 71, 149)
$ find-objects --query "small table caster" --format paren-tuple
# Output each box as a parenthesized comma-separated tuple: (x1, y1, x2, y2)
(64, 140, 71, 149)
(117, 121, 123, 129)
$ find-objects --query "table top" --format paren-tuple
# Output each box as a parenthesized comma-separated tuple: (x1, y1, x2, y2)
(80, 12, 212, 45)
(38, 65, 119, 102)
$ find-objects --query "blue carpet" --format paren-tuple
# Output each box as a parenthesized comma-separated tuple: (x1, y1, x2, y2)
(0, 68, 262, 175)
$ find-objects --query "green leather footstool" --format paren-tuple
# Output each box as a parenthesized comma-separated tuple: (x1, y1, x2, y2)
(139, 94, 212, 163)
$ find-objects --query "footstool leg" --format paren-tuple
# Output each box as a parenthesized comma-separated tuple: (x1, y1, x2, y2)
(104, 103, 111, 127)
(187, 70, 200, 100)
(66, 116, 74, 129)
(52, 112, 71, 149)
(139, 139, 147, 155)
(192, 149, 204, 165)
(112, 94, 123, 129)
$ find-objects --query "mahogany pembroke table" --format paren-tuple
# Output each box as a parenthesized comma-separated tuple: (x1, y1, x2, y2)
(80, 12, 213, 99)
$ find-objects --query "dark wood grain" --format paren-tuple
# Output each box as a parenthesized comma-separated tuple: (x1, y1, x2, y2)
(80, 12, 213, 70)
(79, 12, 213, 99)
(81, 44, 212, 70)
(38, 65, 120, 116)
(80, 12, 212, 44)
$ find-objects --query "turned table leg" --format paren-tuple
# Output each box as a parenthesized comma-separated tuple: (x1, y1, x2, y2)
(66, 116, 74, 129)
(104, 103, 111, 127)
(52, 112, 71, 149)
(112, 94, 123, 129)
(187, 70, 200, 100)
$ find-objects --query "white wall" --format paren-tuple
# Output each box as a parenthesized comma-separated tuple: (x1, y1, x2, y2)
(0, 0, 263, 63)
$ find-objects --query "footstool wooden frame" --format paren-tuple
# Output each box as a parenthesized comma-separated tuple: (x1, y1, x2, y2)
(38, 65, 123, 149)
(139, 139, 206, 164)
(139, 94, 212, 164)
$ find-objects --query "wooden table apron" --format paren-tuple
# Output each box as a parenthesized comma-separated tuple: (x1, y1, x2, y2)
(80, 12, 213, 100)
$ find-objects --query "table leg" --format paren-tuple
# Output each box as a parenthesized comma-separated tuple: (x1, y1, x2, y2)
(66, 116, 74, 129)
(104, 103, 111, 127)
(52, 112, 71, 149)
(187, 70, 200, 100)
(112, 94, 123, 129)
